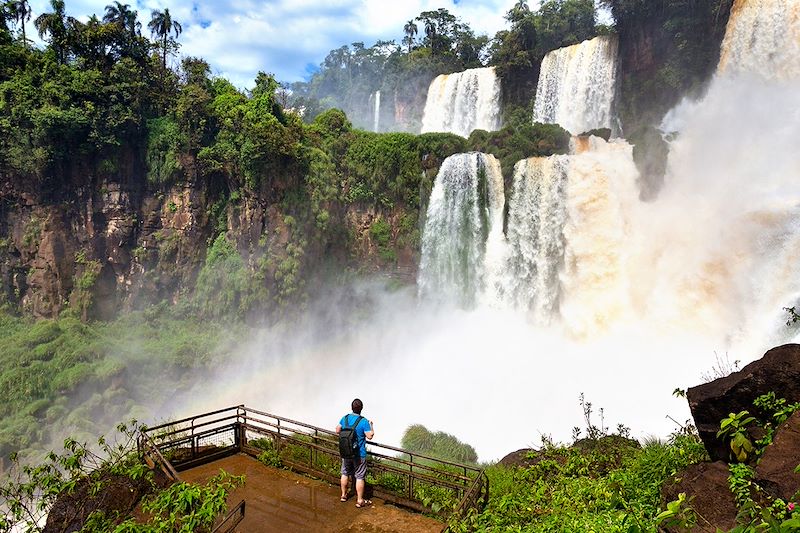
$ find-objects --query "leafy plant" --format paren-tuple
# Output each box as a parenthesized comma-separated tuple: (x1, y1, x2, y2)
(655, 492, 697, 530)
(717, 411, 756, 463)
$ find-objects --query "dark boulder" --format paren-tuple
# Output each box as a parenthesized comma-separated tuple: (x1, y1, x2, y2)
(43, 468, 169, 533)
(660, 461, 738, 533)
(497, 448, 540, 469)
(687, 344, 800, 462)
(755, 411, 800, 501)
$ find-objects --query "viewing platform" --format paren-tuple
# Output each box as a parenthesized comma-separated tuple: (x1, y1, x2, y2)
(138, 406, 489, 532)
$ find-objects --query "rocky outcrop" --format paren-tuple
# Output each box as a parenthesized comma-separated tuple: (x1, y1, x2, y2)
(498, 448, 540, 469)
(0, 168, 210, 319)
(755, 411, 800, 501)
(43, 472, 153, 533)
(0, 145, 420, 319)
(660, 461, 738, 533)
(687, 344, 800, 462)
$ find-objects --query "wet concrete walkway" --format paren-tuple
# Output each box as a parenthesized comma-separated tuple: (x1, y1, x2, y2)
(180, 454, 445, 533)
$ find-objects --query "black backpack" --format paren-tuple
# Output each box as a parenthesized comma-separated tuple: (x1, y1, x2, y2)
(338, 414, 363, 459)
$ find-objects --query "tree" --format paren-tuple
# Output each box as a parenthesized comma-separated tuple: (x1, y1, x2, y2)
(68, 14, 114, 69)
(402, 19, 417, 52)
(148, 7, 182, 70)
(34, 0, 68, 63)
(103, 1, 140, 38)
(422, 17, 436, 52)
(103, 1, 148, 60)
(507, 0, 531, 24)
(7, 0, 30, 44)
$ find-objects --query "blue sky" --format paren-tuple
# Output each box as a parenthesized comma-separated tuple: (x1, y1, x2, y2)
(24, 0, 524, 88)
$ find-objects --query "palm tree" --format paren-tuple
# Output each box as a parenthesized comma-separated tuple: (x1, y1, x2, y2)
(34, 0, 67, 63)
(402, 19, 417, 53)
(423, 18, 436, 54)
(103, 1, 140, 37)
(8, 0, 31, 44)
(507, 0, 530, 24)
(148, 8, 181, 70)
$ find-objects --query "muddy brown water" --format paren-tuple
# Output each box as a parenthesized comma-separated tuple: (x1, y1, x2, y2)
(180, 454, 445, 532)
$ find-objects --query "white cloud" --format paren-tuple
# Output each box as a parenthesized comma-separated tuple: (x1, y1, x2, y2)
(26, 0, 521, 88)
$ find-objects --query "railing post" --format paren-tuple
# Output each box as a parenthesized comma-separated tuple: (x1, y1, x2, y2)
(408, 454, 414, 500)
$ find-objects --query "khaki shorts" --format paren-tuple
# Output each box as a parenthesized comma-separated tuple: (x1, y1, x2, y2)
(341, 457, 367, 480)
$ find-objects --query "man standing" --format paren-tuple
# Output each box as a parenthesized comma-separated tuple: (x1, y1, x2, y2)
(336, 398, 374, 507)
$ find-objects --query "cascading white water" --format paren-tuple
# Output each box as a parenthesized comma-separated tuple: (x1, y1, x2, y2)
(490, 137, 639, 332)
(501, 156, 569, 321)
(532, 35, 619, 135)
(420, 67, 502, 138)
(373, 90, 381, 132)
(417, 152, 504, 306)
(718, 0, 800, 78)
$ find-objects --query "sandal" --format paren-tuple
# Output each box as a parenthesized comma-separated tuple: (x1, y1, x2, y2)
(355, 499, 372, 508)
(340, 496, 348, 502)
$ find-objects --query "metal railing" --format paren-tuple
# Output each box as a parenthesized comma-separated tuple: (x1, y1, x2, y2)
(210, 500, 245, 533)
(140, 405, 489, 527)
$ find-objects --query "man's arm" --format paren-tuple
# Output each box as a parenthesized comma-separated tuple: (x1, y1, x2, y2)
(335, 424, 342, 434)
(365, 420, 374, 440)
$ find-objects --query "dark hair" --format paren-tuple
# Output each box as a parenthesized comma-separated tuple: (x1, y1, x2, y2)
(351, 398, 363, 414)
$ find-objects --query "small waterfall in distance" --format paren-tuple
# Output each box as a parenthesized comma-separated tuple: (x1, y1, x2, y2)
(417, 152, 504, 306)
(420, 67, 502, 138)
(373, 90, 381, 132)
(532, 35, 619, 135)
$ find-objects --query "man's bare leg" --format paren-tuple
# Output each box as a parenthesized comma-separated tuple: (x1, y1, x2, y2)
(356, 478, 365, 503)
(340, 475, 349, 500)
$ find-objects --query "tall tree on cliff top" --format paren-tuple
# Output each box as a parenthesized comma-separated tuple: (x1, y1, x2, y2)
(34, 0, 68, 64)
(104, 1, 140, 37)
(403, 19, 417, 52)
(104, 1, 149, 60)
(7, 0, 30, 44)
(148, 7, 182, 70)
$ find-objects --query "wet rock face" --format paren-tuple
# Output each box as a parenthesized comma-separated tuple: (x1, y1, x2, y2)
(0, 160, 212, 319)
(687, 344, 800, 462)
(660, 461, 738, 533)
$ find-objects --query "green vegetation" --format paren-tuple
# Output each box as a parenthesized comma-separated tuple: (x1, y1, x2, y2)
(715, 393, 800, 465)
(401, 424, 478, 464)
(0, 421, 244, 533)
(0, 305, 240, 460)
(468, 119, 571, 181)
(450, 433, 706, 532)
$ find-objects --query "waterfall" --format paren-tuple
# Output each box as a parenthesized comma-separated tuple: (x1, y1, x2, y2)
(652, 0, 800, 345)
(532, 35, 619, 135)
(495, 137, 639, 330)
(718, 0, 800, 78)
(417, 153, 504, 306)
(502, 156, 569, 321)
(417, 137, 639, 327)
(373, 90, 381, 132)
(420, 67, 502, 138)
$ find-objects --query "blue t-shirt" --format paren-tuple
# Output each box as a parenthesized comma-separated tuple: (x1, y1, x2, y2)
(339, 413, 370, 458)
